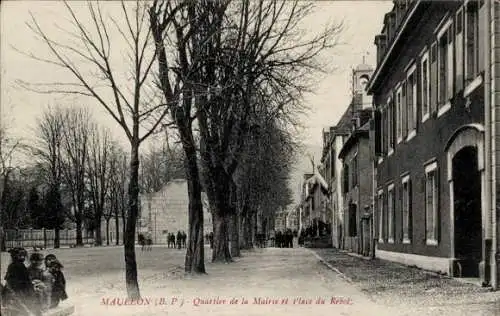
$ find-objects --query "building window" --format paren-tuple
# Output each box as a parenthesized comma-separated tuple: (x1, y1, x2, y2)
(421, 50, 430, 122)
(465, 0, 482, 83)
(437, 19, 453, 115)
(455, 8, 464, 92)
(402, 175, 412, 244)
(425, 161, 439, 245)
(407, 65, 417, 139)
(402, 81, 407, 139)
(331, 148, 336, 179)
(378, 190, 384, 243)
(387, 183, 395, 243)
(396, 86, 403, 143)
(348, 203, 357, 237)
(375, 107, 384, 159)
(343, 164, 349, 194)
(430, 42, 438, 113)
(388, 97, 395, 155)
(381, 106, 386, 157)
(351, 155, 358, 188)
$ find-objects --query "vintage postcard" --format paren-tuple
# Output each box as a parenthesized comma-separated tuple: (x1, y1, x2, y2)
(1, 0, 500, 315)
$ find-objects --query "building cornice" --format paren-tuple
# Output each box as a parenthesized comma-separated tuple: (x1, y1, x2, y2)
(367, 0, 421, 94)
(338, 129, 369, 160)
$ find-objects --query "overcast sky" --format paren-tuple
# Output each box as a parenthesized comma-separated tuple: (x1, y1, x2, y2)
(1, 1, 393, 203)
(1, 0, 392, 147)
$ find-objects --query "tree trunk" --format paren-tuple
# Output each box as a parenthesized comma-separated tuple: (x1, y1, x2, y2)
(241, 213, 253, 250)
(115, 212, 120, 245)
(212, 212, 232, 262)
(124, 141, 141, 299)
(75, 216, 83, 246)
(181, 131, 205, 274)
(122, 211, 126, 245)
(106, 218, 110, 246)
(54, 228, 60, 249)
(94, 213, 102, 246)
(251, 212, 257, 248)
(239, 213, 246, 249)
(230, 211, 240, 257)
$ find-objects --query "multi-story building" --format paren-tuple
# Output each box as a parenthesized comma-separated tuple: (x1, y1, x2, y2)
(339, 113, 374, 257)
(299, 172, 329, 237)
(368, 0, 500, 288)
(320, 62, 374, 250)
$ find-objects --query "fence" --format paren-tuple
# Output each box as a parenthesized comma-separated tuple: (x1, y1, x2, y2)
(4, 228, 95, 249)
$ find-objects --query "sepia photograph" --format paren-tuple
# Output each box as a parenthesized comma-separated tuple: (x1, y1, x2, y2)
(1, 0, 500, 315)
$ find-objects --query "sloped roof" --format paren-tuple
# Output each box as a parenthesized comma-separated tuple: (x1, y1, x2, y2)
(306, 172, 328, 191)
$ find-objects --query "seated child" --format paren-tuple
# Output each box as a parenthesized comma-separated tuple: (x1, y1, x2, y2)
(45, 254, 68, 308)
(27, 252, 53, 311)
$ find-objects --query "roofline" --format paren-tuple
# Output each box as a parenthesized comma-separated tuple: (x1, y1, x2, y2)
(338, 130, 369, 160)
(366, 1, 421, 94)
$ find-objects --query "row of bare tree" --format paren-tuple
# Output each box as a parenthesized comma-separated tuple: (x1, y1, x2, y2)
(22, 0, 340, 298)
(0, 106, 127, 249)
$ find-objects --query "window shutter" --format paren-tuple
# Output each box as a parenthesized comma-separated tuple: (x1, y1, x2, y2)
(408, 179, 413, 241)
(374, 109, 382, 155)
(402, 82, 408, 138)
(390, 98, 397, 148)
(415, 68, 420, 129)
(436, 168, 441, 242)
(399, 185, 404, 242)
(478, 4, 486, 73)
(447, 26, 454, 100)
(455, 9, 464, 92)
(430, 43, 438, 115)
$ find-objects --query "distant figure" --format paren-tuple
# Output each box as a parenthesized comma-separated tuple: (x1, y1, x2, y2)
(3, 247, 41, 316)
(256, 233, 266, 248)
(275, 231, 282, 248)
(45, 255, 68, 309)
(167, 233, 175, 248)
(145, 236, 153, 251)
(181, 231, 187, 248)
(285, 229, 293, 248)
(208, 232, 214, 249)
(176, 231, 182, 249)
(138, 233, 146, 251)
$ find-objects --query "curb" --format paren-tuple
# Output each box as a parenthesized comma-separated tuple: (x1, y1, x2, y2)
(307, 248, 353, 284)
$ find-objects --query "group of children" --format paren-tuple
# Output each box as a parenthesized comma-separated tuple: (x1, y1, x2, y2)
(1, 247, 68, 316)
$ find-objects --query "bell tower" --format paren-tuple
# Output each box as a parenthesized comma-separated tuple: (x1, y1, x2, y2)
(351, 54, 374, 110)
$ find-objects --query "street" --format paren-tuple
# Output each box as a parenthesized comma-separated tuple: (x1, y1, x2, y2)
(2, 246, 500, 315)
(2, 246, 388, 316)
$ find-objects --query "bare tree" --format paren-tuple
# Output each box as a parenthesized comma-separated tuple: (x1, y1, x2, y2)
(108, 144, 128, 246)
(24, 0, 169, 298)
(176, 0, 340, 262)
(140, 145, 167, 194)
(32, 105, 66, 248)
(150, 0, 207, 274)
(60, 107, 92, 246)
(87, 125, 111, 246)
(0, 123, 23, 249)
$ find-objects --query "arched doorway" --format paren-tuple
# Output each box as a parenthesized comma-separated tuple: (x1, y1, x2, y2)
(452, 146, 482, 277)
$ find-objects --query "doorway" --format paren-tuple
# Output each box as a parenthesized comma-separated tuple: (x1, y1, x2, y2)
(453, 146, 482, 277)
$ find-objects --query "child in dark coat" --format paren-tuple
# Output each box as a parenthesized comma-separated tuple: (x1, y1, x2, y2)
(45, 254, 68, 308)
(3, 247, 41, 316)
